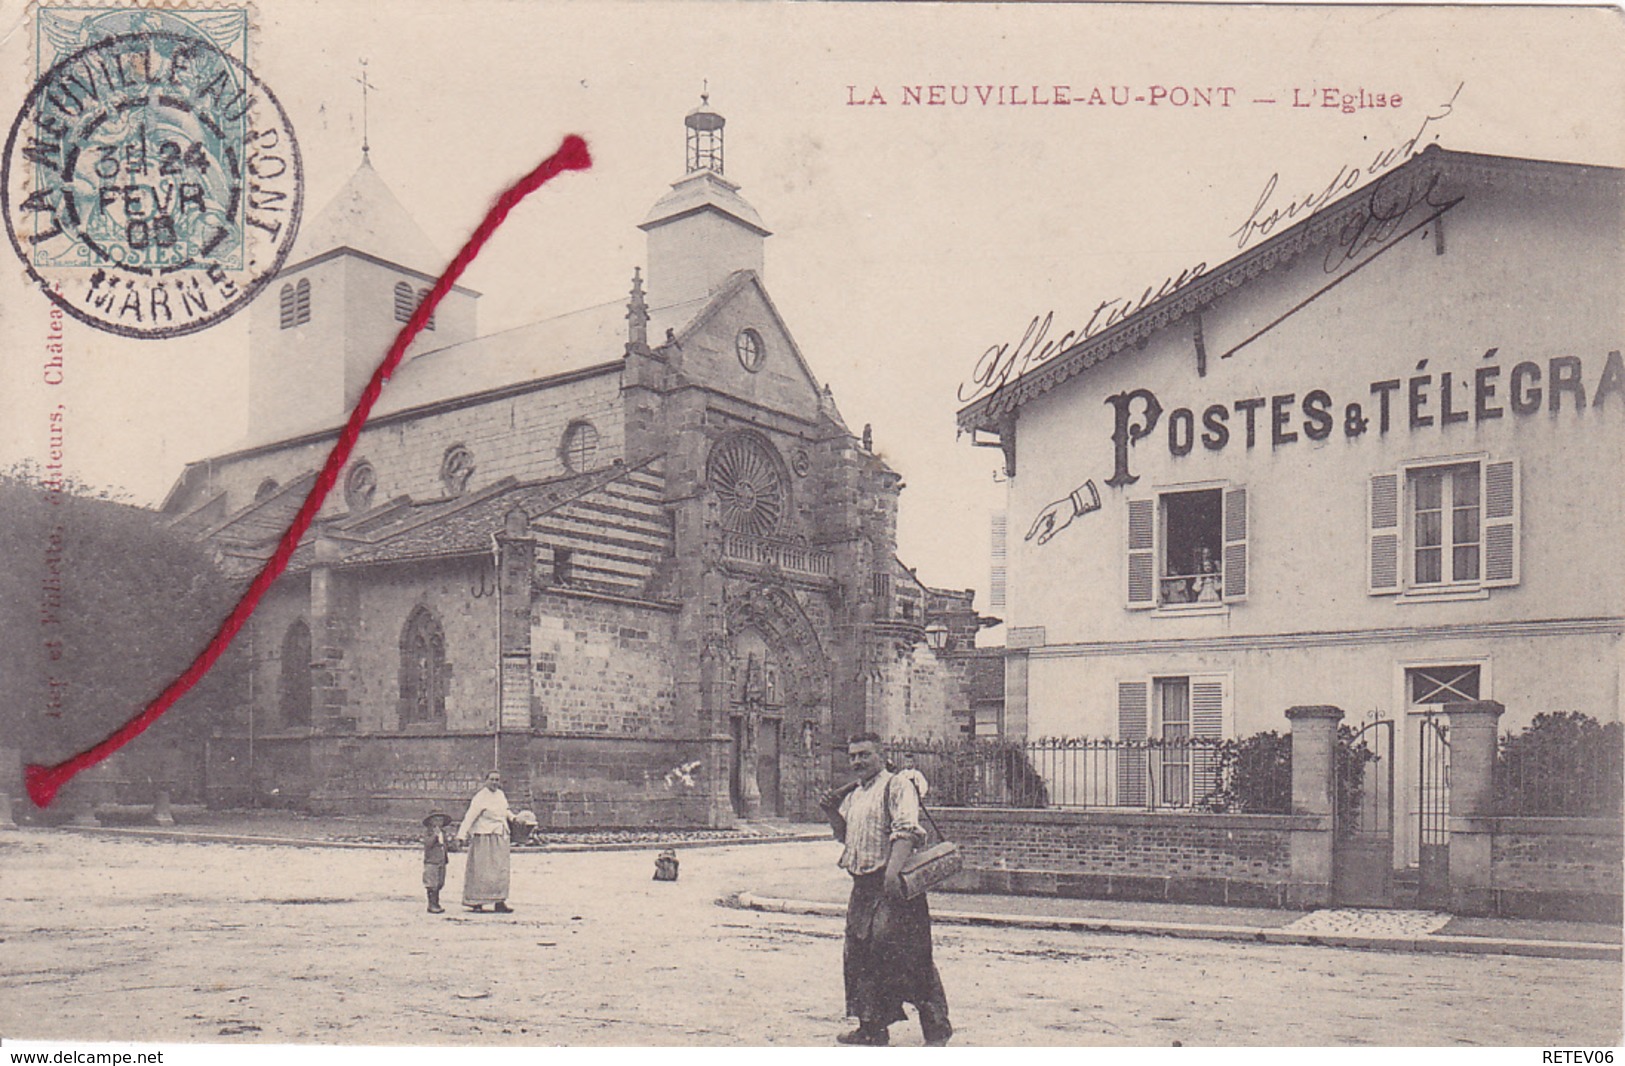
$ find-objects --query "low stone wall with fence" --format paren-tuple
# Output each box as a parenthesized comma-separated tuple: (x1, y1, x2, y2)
(931, 806, 1320, 907)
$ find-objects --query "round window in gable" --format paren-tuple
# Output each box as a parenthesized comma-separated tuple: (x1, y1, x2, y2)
(441, 444, 475, 496)
(345, 460, 377, 512)
(561, 420, 600, 473)
(735, 328, 765, 373)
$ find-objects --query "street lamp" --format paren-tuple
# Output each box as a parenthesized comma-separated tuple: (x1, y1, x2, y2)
(924, 624, 949, 652)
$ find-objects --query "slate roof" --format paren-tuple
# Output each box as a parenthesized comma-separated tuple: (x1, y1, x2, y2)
(286, 156, 444, 274)
(265, 458, 663, 575)
(641, 169, 770, 235)
(377, 295, 709, 417)
(956, 147, 1625, 433)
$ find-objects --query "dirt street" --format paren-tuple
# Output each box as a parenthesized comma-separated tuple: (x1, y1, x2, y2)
(1, 832, 1619, 1046)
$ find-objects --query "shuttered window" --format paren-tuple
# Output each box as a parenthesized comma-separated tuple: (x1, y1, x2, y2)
(1125, 499, 1156, 609)
(1368, 472, 1401, 594)
(1116, 680, 1149, 805)
(1482, 460, 1520, 587)
(1370, 458, 1519, 597)
(1117, 674, 1230, 808)
(1124, 484, 1247, 609)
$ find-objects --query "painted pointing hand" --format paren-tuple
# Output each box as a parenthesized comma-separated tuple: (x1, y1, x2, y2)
(1025, 479, 1101, 545)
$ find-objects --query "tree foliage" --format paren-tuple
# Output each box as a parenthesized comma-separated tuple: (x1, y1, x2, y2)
(1200, 726, 1378, 827)
(0, 467, 244, 799)
(1496, 712, 1624, 817)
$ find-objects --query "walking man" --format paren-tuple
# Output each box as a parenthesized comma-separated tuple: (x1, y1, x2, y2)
(820, 732, 952, 1047)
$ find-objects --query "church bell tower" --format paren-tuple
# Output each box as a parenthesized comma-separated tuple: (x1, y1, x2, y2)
(638, 93, 771, 308)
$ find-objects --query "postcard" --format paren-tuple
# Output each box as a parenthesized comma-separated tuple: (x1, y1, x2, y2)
(1, 0, 1620, 1053)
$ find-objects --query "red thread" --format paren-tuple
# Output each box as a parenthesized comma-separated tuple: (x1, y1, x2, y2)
(25, 135, 593, 808)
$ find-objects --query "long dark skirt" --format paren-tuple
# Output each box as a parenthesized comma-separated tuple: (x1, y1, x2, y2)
(843, 872, 951, 1040)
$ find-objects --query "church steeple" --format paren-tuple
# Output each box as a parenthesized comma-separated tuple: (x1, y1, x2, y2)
(639, 92, 770, 307)
(246, 154, 477, 444)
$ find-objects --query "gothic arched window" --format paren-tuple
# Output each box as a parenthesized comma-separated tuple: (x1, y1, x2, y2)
(707, 432, 788, 537)
(279, 619, 312, 727)
(400, 606, 447, 726)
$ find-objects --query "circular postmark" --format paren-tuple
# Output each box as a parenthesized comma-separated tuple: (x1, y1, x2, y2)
(4, 30, 302, 338)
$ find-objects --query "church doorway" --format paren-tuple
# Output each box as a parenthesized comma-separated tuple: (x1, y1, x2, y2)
(729, 636, 785, 819)
(729, 713, 781, 817)
(723, 587, 832, 822)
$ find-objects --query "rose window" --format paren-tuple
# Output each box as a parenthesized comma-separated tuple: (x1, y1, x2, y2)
(707, 434, 787, 536)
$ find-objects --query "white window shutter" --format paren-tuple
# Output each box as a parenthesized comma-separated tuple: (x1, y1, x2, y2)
(1222, 485, 1248, 602)
(1368, 472, 1401, 595)
(1116, 680, 1149, 805)
(1483, 459, 1521, 587)
(1190, 675, 1228, 803)
(1126, 498, 1157, 609)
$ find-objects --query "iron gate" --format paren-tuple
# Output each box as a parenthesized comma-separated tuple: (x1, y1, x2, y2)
(1333, 717, 1395, 906)
(1416, 713, 1451, 906)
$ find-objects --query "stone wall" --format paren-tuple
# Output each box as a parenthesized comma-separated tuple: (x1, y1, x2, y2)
(932, 807, 1315, 908)
(530, 591, 679, 735)
(1488, 817, 1623, 922)
(196, 369, 625, 520)
(523, 732, 730, 827)
(876, 642, 969, 740)
(206, 731, 730, 826)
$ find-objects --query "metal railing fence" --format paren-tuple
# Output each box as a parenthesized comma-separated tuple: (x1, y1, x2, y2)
(886, 735, 1292, 813)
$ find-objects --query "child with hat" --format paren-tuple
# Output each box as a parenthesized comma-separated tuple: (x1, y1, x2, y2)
(421, 811, 453, 913)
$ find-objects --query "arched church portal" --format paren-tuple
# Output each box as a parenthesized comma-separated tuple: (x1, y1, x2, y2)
(724, 585, 831, 819)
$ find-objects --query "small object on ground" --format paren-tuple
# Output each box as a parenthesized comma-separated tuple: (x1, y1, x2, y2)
(454, 988, 490, 1000)
(653, 848, 680, 881)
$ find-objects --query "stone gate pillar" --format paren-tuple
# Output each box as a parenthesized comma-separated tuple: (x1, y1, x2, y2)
(1286, 705, 1343, 908)
(1444, 699, 1504, 916)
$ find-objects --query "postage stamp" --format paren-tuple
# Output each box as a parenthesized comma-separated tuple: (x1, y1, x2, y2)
(4, 6, 300, 338)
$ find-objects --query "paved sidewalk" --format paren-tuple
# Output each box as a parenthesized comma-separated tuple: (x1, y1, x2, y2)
(739, 862, 1623, 962)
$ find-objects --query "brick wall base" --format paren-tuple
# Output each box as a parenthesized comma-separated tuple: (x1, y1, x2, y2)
(1489, 817, 1623, 922)
(931, 807, 1320, 909)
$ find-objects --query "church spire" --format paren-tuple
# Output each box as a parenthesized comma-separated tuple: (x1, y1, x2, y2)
(354, 59, 378, 161)
(627, 266, 649, 348)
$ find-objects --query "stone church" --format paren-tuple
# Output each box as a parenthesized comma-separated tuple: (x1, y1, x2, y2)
(160, 98, 986, 826)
